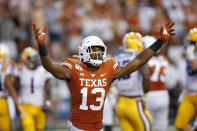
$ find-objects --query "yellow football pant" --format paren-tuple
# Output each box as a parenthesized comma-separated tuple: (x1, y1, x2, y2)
(0, 98, 11, 131)
(116, 96, 152, 131)
(174, 93, 197, 129)
(21, 104, 45, 131)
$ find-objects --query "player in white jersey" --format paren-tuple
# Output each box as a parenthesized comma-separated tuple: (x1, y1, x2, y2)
(12, 47, 53, 131)
(143, 36, 170, 131)
(115, 32, 152, 131)
(0, 44, 20, 131)
(174, 28, 197, 131)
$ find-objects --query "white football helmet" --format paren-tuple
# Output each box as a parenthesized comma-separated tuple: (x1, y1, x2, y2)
(0, 43, 10, 63)
(143, 35, 157, 49)
(79, 36, 107, 67)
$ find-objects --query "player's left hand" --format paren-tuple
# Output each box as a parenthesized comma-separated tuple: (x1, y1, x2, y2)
(42, 100, 52, 112)
(159, 22, 175, 43)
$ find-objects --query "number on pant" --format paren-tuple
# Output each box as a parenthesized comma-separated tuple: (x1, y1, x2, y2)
(80, 87, 105, 111)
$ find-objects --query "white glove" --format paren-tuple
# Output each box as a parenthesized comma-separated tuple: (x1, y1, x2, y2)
(186, 45, 195, 60)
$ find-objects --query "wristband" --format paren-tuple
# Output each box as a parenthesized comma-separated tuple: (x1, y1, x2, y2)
(39, 45, 48, 56)
(149, 39, 163, 52)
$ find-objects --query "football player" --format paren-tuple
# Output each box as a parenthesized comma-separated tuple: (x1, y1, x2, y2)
(33, 22, 175, 131)
(174, 28, 197, 131)
(143, 35, 170, 131)
(11, 47, 53, 131)
(114, 32, 152, 131)
(0, 44, 19, 131)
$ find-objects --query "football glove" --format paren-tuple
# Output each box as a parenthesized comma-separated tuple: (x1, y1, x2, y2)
(159, 22, 175, 43)
(32, 22, 48, 46)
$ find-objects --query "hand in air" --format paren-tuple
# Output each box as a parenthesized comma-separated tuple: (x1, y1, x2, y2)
(159, 22, 175, 43)
(32, 22, 48, 46)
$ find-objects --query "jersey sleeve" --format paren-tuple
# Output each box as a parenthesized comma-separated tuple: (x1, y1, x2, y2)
(106, 58, 119, 71)
(61, 59, 74, 71)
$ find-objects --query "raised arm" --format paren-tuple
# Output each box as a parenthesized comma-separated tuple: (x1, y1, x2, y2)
(139, 64, 150, 93)
(33, 22, 71, 81)
(114, 22, 175, 79)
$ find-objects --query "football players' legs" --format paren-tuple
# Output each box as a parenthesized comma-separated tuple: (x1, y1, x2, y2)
(21, 104, 36, 131)
(116, 97, 134, 131)
(35, 108, 45, 131)
(174, 94, 195, 130)
(0, 98, 11, 131)
(135, 100, 152, 131)
(146, 91, 169, 131)
(116, 97, 152, 131)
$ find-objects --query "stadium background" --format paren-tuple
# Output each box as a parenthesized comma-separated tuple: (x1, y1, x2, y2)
(0, 0, 197, 130)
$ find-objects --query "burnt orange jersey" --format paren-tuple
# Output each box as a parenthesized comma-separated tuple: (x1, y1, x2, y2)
(148, 55, 169, 91)
(62, 58, 118, 131)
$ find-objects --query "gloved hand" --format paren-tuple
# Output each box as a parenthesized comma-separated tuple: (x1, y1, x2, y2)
(42, 100, 52, 112)
(32, 22, 48, 46)
(186, 45, 195, 60)
(159, 22, 175, 43)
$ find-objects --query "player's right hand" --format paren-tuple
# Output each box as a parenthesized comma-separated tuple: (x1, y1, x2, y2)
(32, 22, 48, 46)
(17, 105, 26, 119)
(186, 45, 195, 60)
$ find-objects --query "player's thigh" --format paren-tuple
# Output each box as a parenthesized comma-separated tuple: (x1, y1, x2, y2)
(131, 100, 152, 131)
(35, 109, 45, 130)
(153, 105, 169, 131)
(118, 117, 134, 131)
(115, 97, 135, 131)
(0, 98, 11, 131)
(174, 96, 195, 129)
(21, 105, 35, 131)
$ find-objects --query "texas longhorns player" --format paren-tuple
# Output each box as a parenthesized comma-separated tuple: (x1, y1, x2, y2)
(12, 47, 52, 131)
(115, 32, 152, 131)
(33, 22, 175, 131)
(0, 44, 19, 131)
(174, 28, 197, 131)
(143, 36, 170, 131)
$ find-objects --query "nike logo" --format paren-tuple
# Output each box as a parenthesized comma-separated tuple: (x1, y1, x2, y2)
(100, 73, 106, 77)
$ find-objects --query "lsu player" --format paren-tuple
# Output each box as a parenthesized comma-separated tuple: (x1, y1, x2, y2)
(11, 47, 53, 131)
(174, 28, 197, 131)
(114, 32, 152, 131)
(0, 44, 20, 131)
(33, 22, 175, 131)
(143, 36, 170, 131)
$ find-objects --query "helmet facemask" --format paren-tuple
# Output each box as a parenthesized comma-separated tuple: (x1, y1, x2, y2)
(21, 47, 40, 70)
(79, 36, 107, 67)
(26, 54, 40, 69)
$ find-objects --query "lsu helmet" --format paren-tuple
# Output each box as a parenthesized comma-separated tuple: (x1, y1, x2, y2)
(79, 36, 107, 67)
(123, 32, 144, 52)
(21, 47, 40, 69)
(0, 43, 10, 63)
(188, 28, 197, 42)
(143, 35, 157, 49)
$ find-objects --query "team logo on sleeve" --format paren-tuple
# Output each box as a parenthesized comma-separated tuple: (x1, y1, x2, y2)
(75, 64, 83, 71)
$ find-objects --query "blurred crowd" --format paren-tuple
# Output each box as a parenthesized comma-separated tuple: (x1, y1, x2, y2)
(0, 0, 197, 130)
